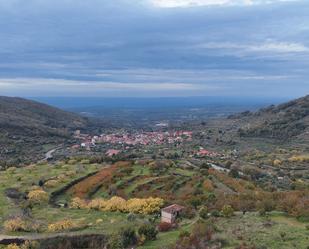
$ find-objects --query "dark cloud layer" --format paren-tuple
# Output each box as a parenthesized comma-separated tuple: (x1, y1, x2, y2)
(0, 0, 308, 97)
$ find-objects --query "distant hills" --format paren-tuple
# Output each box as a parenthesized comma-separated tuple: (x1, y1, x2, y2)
(229, 95, 309, 143)
(0, 95, 308, 168)
(0, 96, 90, 167)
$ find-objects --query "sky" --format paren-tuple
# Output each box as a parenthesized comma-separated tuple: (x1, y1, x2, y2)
(0, 0, 308, 98)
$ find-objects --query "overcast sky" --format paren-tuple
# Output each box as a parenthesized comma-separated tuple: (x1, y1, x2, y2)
(0, 0, 308, 97)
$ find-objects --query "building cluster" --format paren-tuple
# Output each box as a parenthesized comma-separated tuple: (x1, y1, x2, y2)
(72, 130, 193, 151)
(95, 131, 192, 146)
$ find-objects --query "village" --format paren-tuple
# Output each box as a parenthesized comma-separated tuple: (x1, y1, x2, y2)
(72, 129, 220, 158)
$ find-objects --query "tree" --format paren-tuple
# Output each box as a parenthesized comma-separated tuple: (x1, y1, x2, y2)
(119, 226, 138, 248)
(138, 223, 158, 241)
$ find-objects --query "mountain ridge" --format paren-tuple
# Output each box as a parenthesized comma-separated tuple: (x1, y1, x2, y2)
(230, 95, 309, 142)
(0, 96, 90, 167)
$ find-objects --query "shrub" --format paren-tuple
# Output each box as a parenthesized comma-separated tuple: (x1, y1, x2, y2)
(188, 197, 202, 209)
(67, 159, 77, 165)
(119, 227, 138, 248)
(273, 159, 282, 166)
(138, 224, 158, 241)
(27, 189, 49, 204)
(203, 179, 214, 192)
(178, 230, 190, 239)
(47, 219, 85, 232)
(4, 218, 27, 232)
(182, 207, 196, 219)
(70, 196, 164, 215)
(69, 197, 88, 209)
(210, 210, 221, 217)
(157, 222, 172, 232)
(6, 167, 17, 174)
(108, 234, 123, 249)
(104, 196, 127, 212)
(6, 244, 21, 249)
(221, 205, 234, 217)
(19, 241, 39, 249)
(199, 206, 209, 219)
(44, 180, 59, 188)
(127, 213, 137, 222)
(126, 197, 164, 214)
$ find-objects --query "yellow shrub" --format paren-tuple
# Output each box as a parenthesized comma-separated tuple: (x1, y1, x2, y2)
(28, 189, 49, 204)
(104, 196, 127, 212)
(288, 155, 309, 163)
(273, 159, 282, 166)
(70, 197, 88, 209)
(57, 174, 67, 181)
(87, 198, 108, 210)
(48, 219, 73, 232)
(44, 180, 59, 188)
(126, 197, 164, 214)
(96, 218, 103, 224)
(48, 219, 86, 232)
(4, 218, 27, 232)
(71, 196, 164, 214)
(65, 170, 77, 177)
(6, 244, 21, 249)
(20, 241, 39, 249)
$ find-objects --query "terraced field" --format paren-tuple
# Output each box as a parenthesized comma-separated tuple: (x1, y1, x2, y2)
(0, 158, 308, 249)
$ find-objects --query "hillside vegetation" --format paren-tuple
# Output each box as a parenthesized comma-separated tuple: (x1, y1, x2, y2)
(229, 95, 309, 142)
(0, 96, 89, 167)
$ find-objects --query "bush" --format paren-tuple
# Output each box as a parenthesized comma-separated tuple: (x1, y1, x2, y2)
(119, 227, 138, 248)
(138, 224, 158, 241)
(199, 206, 209, 219)
(4, 218, 40, 233)
(48, 219, 85, 232)
(182, 207, 196, 219)
(6, 244, 21, 249)
(70, 196, 164, 215)
(188, 197, 202, 209)
(70, 197, 88, 209)
(210, 210, 221, 217)
(4, 217, 27, 232)
(16, 241, 39, 249)
(44, 180, 59, 188)
(27, 189, 49, 204)
(221, 205, 234, 217)
(127, 213, 137, 222)
(157, 222, 172, 232)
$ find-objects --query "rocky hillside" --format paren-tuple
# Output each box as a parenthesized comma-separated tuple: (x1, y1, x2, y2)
(0, 96, 90, 167)
(230, 95, 309, 142)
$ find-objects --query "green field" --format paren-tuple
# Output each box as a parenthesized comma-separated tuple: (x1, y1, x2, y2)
(0, 159, 308, 249)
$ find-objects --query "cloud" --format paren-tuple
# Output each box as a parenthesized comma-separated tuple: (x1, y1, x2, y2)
(0, 78, 203, 97)
(249, 42, 309, 53)
(151, 0, 299, 8)
(0, 0, 308, 98)
(198, 41, 309, 54)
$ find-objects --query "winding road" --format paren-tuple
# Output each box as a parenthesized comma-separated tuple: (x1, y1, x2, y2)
(41, 146, 62, 162)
